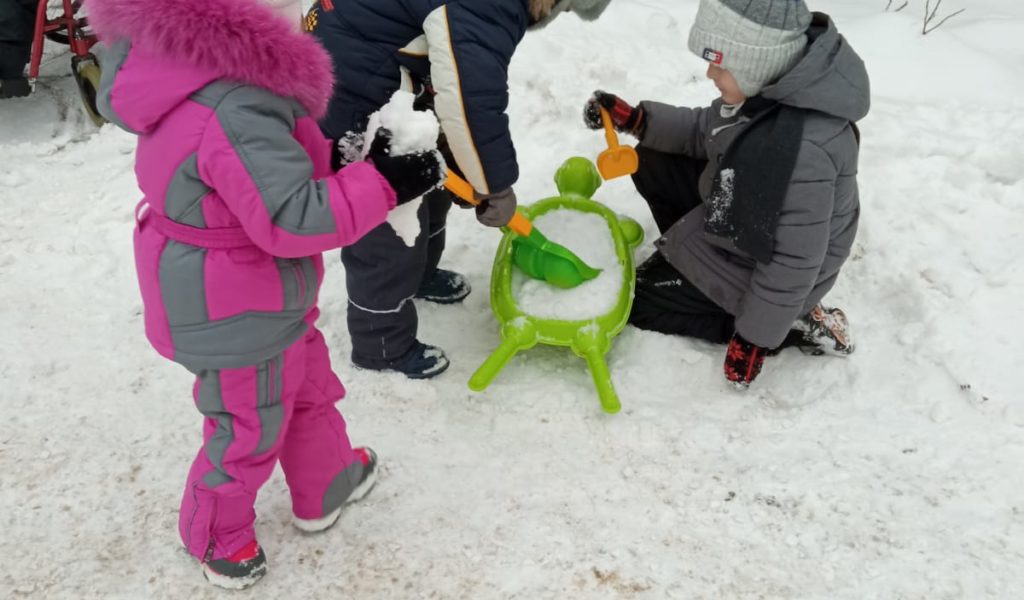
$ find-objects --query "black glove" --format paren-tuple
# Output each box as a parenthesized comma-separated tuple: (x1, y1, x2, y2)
(723, 332, 769, 389)
(475, 187, 517, 227)
(583, 90, 646, 136)
(366, 129, 445, 205)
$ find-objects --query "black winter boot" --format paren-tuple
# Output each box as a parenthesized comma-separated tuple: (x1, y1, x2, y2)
(0, 78, 31, 99)
(415, 268, 471, 304)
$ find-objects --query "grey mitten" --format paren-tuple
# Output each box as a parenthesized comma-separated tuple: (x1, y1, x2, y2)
(475, 187, 517, 227)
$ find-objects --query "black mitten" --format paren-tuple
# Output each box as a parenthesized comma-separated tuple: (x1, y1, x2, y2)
(366, 129, 445, 205)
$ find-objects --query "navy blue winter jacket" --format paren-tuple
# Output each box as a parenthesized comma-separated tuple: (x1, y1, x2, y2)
(309, 0, 530, 195)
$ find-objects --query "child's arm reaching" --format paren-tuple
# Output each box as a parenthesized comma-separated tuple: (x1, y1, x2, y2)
(196, 86, 397, 258)
(636, 100, 712, 159)
(583, 91, 711, 159)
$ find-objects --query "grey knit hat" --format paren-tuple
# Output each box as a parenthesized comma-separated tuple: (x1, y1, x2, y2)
(528, 0, 614, 30)
(687, 0, 812, 97)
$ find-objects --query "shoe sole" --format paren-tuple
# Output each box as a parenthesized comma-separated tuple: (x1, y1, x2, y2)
(351, 356, 450, 380)
(201, 563, 267, 590)
(292, 466, 379, 534)
(414, 289, 471, 305)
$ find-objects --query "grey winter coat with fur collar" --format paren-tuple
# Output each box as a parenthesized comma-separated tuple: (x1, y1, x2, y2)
(639, 14, 869, 347)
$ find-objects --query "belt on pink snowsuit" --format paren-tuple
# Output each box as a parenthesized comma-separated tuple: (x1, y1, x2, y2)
(135, 201, 256, 249)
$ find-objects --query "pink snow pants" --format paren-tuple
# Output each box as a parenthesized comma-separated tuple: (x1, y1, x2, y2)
(179, 326, 362, 561)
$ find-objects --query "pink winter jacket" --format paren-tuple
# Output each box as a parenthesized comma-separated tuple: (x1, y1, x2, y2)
(89, 0, 396, 370)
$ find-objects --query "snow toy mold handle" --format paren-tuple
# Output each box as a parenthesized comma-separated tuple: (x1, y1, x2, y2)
(444, 174, 533, 237)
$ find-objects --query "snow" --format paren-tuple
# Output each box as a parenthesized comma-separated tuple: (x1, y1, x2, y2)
(362, 91, 444, 247)
(707, 167, 735, 228)
(511, 209, 623, 320)
(2, 1, 1024, 597)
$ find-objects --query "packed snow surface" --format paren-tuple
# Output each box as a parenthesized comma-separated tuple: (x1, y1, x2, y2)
(511, 209, 623, 320)
(2, 1, 1024, 598)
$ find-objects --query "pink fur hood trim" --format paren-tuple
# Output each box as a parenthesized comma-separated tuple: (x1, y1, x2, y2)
(86, 0, 335, 119)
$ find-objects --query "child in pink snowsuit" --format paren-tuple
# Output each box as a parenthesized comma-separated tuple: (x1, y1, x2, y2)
(89, 0, 444, 588)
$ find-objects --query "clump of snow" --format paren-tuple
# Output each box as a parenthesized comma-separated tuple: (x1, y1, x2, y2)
(511, 209, 623, 320)
(707, 167, 734, 228)
(361, 91, 443, 247)
(383, 199, 423, 248)
(361, 90, 440, 157)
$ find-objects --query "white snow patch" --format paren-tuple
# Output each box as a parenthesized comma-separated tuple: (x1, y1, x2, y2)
(511, 209, 623, 320)
(707, 167, 735, 228)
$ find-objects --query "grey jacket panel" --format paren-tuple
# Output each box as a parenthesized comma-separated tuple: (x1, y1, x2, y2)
(170, 309, 309, 371)
(650, 13, 868, 347)
(165, 154, 209, 227)
(198, 84, 339, 237)
(734, 139, 838, 345)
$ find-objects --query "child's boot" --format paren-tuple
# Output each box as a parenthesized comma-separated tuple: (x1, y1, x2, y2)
(794, 305, 855, 356)
(416, 268, 471, 304)
(0, 78, 31, 99)
(201, 539, 268, 590)
(293, 447, 379, 533)
(393, 342, 450, 378)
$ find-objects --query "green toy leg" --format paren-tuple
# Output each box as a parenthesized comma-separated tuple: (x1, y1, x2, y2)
(582, 348, 620, 414)
(468, 320, 538, 392)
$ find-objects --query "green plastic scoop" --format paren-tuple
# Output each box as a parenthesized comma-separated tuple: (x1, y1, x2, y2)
(444, 173, 601, 289)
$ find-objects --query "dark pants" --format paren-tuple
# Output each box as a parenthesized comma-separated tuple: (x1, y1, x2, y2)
(342, 188, 452, 368)
(627, 147, 735, 344)
(0, 0, 35, 79)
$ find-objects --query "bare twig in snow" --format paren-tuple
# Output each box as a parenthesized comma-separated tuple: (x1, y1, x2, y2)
(923, 0, 966, 34)
(885, 0, 909, 13)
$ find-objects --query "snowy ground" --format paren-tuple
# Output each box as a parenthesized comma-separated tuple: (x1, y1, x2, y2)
(2, 1, 1023, 598)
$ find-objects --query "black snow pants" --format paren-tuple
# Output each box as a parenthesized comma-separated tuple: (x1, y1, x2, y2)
(627, 146, 736, 344)
(342, 187, 452, 367)
(0, 0, 35, 79)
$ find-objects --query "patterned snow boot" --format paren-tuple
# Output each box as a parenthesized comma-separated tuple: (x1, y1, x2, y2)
(794, 305, 855, 356)
(201, 540, 268, 590)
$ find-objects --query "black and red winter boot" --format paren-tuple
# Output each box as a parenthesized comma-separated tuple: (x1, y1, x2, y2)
(201, 539, 268, 590)
(293, 447, 379, 533)
(795, 305, 855, 356)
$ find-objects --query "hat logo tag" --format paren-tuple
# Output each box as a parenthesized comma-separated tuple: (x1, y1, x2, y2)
(702, 48, 724, 65)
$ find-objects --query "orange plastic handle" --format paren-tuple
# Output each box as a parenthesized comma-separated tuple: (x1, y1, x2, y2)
(505, 212, 533, 237)
(443, 173, 476, 206)
(443, 172, 532, 237)
(600, 107, 620, 150)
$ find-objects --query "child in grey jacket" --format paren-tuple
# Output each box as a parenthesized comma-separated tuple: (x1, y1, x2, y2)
(584, 0, 869, 388)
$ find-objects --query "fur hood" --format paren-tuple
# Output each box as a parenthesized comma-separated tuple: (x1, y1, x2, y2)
(86, 0, 335, 118)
